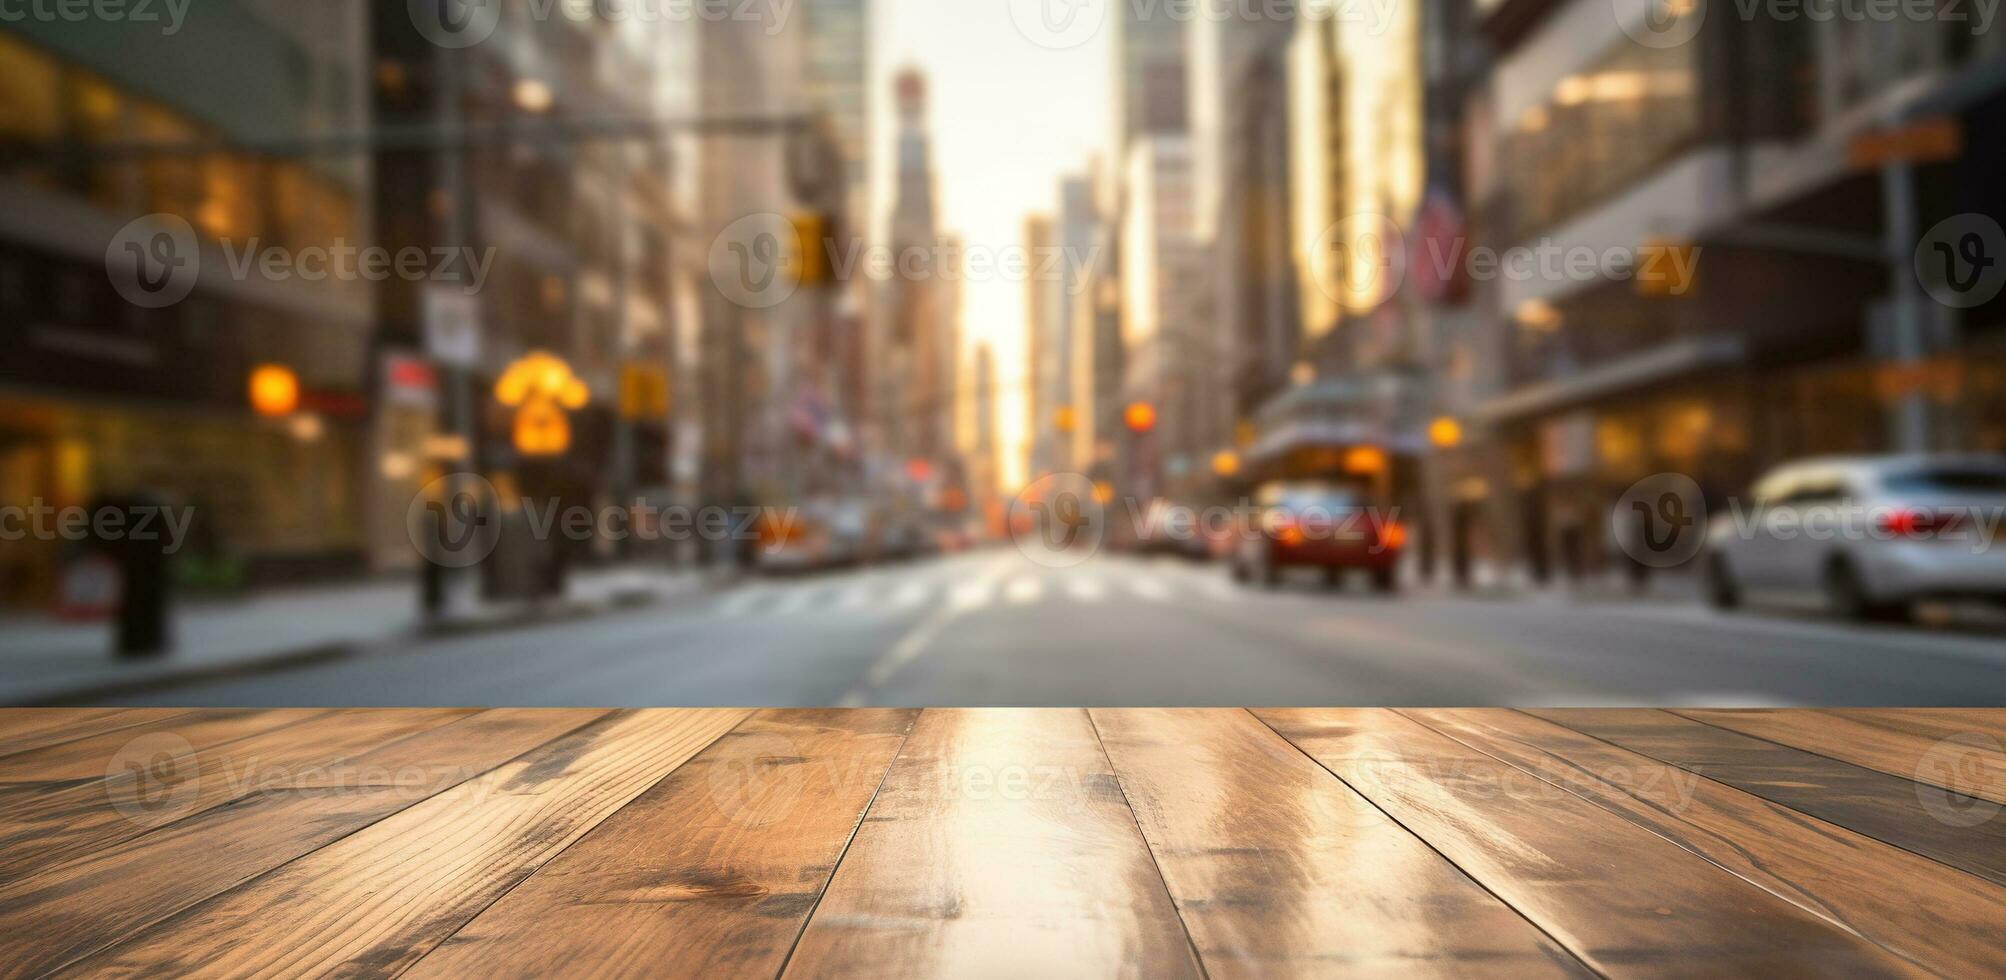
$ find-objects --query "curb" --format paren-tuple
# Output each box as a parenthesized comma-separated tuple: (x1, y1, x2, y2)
(11, 580, 716, 707)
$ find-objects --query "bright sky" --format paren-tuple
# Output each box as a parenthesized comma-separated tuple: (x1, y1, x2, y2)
(869, 2, 1111, 489)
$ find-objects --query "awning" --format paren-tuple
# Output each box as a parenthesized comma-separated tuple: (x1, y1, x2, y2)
(1480, 334, 1746, 423)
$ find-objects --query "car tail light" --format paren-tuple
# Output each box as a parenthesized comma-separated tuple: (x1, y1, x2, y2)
(1878, 508, 1943, 538)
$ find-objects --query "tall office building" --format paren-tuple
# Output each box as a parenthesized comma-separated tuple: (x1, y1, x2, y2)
(875, 69, 953, 489)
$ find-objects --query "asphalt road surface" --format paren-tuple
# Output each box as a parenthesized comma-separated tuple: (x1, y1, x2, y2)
(106, 550, 2006, 707)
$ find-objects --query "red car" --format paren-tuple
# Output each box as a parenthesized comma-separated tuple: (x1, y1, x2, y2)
(1231, 481, 1405, 592)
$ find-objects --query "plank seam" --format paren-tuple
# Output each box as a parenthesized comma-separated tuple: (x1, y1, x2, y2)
(1246, 709, 1606, 980)
(1666, 708, 2004, 804)
(0, 710, 198, 763)
(49, 709, 628, 978)
(1395, 710, 1938, 976)
(386, 709, 752, 979)
(1083, 708, 1211, 980)
(1536, 709, 2006, 893)
(772, 707, 921, 980)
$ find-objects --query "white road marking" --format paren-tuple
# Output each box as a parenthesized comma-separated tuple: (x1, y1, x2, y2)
(714, 588, 770, 618)
(841, 559, 1014, 705)
(889, 580, 930, 608)
(771, 587, 822, 616)
(1197, 575, 1239, 601)
(1005, 576, 1044, 605)
(837, 580, 878, 610)
(949, 578, 998, 610)
(1065, 578, 1106, 602)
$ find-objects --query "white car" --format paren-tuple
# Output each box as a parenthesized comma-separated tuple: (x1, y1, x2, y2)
(1704, 455, 2006, 620)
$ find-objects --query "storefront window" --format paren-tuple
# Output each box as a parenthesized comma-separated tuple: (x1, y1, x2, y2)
(1503, 29, 1700, 239)
(64, 71, 133, 211)
(136, 103, 204, 221)
(0, 33, 62, 187)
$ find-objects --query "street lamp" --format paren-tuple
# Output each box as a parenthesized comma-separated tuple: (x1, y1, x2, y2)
(1429, 417, 1464, 450)
(249, 364, 300, 418)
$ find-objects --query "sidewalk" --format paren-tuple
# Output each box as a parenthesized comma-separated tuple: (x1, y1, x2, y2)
(0, 565, 709, 706)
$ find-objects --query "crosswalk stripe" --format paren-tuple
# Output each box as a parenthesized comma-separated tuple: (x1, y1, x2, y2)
(837, 581, 877, 610)
(949, 579, 997, 611)
(771, 587, 821, 616)
(715, 589, 770, 617)
(890, 581, 930, 608)
(1005, 576, 1043, 605)
(1065, 578, 1106, 602)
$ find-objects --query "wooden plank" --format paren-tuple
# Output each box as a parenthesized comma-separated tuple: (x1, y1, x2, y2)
(59, 709, 746, 977)
(0, 708, 325, 782)
(405, 708, 917, 979)
(1534, 709, 2006, 888)
(1828, 708, 2006, 743)
(1091, 708, 1587, 977)
(0, 709, 473, 882)
(1257, 709, 1924, 978)
(1412, 708, 2006, 978)
(0, 709, 189, 758)
(782, 708, 1201, 979)
(1678, 709, 2006, 806)
(0, 709, 604, 979)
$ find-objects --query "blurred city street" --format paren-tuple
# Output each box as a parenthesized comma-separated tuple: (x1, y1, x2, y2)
(91, 549, 2006, 708)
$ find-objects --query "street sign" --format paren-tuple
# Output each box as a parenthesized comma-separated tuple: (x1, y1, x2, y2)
(619, 362, 670, 420)
(1848, 117, 1962, 170)
(423, 286, 482, 368)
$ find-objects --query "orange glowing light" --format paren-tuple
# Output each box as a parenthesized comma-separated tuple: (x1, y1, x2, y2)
(1211, 451, 1241, 478)
(249, 364, 300, 418)
(1124, 402, 1157, 433)
(1054, 405, 1078, 434)
(1428, 417, 1464, 450)
(1344, 446, 1389, 476)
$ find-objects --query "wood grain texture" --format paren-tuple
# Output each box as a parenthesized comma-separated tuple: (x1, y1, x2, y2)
(0, 708, 324, 782)
(1828, 708, 2006, 742)
(0, 708, 471, 881)
(406, 708, 917, 979)
(1678, 708, 2006, 806)
(782, 708, 1202, 980)
(1411, 708, 2006, 978)
(1091, 708, 1588, 977)
(1258, 709, 1926, 978)
(0, 709, 189, 758)
(0, 709, 606, 979)
(1534, 708, 2006, 887)
(56, 709, 746, 978)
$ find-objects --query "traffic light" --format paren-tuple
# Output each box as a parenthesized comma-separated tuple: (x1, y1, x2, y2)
(793, 211, 830, 287)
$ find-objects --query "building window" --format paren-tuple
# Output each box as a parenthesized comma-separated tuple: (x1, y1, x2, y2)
(1502, 28, 1700, 240)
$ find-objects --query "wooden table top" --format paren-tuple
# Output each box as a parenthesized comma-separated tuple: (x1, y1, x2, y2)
(1, 708, 2002, 977)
